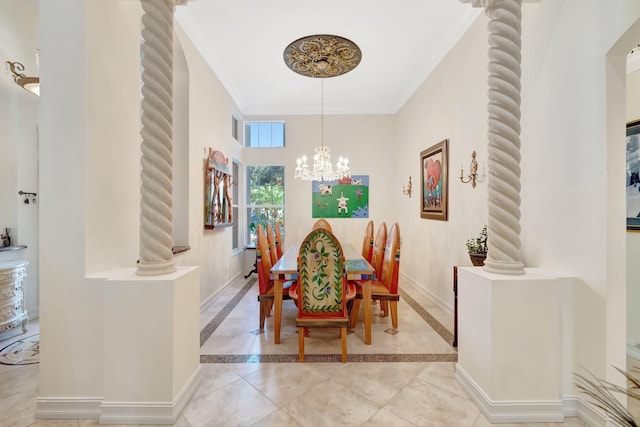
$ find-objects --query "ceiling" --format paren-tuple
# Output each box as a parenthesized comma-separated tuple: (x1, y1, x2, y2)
(174, 0, 481, 116)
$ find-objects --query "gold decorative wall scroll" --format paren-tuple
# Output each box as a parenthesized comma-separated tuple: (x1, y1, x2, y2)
(205, 148, 233, 229)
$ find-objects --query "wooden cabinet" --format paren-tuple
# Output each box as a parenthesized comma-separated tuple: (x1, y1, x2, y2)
(0, 260, 29, 335)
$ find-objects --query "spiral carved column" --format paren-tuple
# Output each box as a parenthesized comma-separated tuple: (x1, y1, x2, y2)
(137, 0, 186, 276)
(462, 0, 525, 275)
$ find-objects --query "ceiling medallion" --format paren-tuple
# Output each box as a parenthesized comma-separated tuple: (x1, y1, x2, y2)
(283, 34, 362, 78)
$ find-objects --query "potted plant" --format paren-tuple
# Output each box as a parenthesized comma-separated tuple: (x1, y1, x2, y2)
(466, 225, 488, 266)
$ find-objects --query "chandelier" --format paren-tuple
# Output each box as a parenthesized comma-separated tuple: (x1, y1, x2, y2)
(283, 34, 361, 181)
(294, 79, 350, 181)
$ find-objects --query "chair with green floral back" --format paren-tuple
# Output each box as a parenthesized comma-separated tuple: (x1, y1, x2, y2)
(289, 227, 355, 362)
(312, 218, 332, 232)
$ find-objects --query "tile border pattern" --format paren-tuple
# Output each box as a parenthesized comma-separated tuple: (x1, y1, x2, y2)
(200, 277, 458, 363)
(200, 278, 257, 346)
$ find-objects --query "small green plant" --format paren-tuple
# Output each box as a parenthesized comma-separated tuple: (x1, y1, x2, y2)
(466, 225, 488, 254)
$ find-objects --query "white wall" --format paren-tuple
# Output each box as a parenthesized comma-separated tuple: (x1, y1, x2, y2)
(396, 13, 489, 313)
(174, 24, 245, 303)
(242, 114, 397, 252)
(0, 0, 40, 319)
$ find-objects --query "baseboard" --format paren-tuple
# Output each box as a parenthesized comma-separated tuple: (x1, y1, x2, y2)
(562, 395, 607, 427)
(200, 273, 243, 312)
(99, 364, 202, 425)
(455, 364, 565, 423)
(400, 271, 453, 317)
(35, 397, 102, 420)
(36, 366, 203, 424)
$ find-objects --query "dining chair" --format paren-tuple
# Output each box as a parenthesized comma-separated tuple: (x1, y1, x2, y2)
(360, 220, 374, 264)
(289, 227, 355, 362)
(349, 222, 386, 329)
(256, 223, 292, 329)
(266, 222, 279, 266)
(371, 223, 401, 327)
(349, 222, 401, 330)
(370, 222, 387, 279)
(312, 218, 332, 232)
(274, 221, 284, 259)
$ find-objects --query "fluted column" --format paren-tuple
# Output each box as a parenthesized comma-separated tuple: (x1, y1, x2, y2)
(461, 0, 525, 275)
(137, 0, 187, 276)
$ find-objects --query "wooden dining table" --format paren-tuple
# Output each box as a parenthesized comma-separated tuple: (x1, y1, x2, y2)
(271, 243, 375, 345)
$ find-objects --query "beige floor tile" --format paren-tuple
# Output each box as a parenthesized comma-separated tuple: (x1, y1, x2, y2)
(78, 420, 137, 427)
(417, 362, 468, 399)
(281, 378, 381, 427)
(249, 409, 303, 426)
(182, 379, 278, 426)
(363, 408, 417, 427)
(243, 363, 332, 406)
(325, 362, 427, 407)
(384, 377, 480, 427)
(192, 364, 244, 401)
(28, 421, 80, 427)
(223, 362, 263, 377)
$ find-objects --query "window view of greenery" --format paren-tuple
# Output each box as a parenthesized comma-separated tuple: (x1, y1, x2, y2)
(246, 165, 284, 246)
(245, 121, 285, 148)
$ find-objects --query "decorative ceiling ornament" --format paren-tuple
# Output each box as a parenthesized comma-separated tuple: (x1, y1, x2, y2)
(283, 34, 362, 78)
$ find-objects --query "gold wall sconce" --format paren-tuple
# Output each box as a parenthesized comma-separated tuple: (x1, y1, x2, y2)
(402, 176, 412, 197)
(460, 151, 479, 188)
(6, 61, 40, 96)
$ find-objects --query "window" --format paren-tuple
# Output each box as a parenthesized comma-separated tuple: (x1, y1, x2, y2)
(232, 116, 239, 141)
(246, 165, 284, 246)
(232, 160, 239, 250)
(244, 121, 285, 148)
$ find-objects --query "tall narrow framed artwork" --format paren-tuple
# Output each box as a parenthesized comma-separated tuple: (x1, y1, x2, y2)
(204, 148, 233, 229)
(421, 139, 449, 221)
(627, 120, 640, 231)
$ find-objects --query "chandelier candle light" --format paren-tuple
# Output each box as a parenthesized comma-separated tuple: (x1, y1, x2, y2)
(284, 34, 361, 181)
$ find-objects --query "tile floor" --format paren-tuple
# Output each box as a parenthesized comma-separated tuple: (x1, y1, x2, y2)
(0, 276, 592, 426)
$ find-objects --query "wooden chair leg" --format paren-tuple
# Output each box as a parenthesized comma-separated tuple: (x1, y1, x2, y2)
(340, 327, 347, 363)
(390, 301, 398, 329)
(259, 302, 267, 329)
(349, 299, 361, 328)
(380, 300, 389, 317)
(298, 327, 305, 362)
(266, 301, 273, 317)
